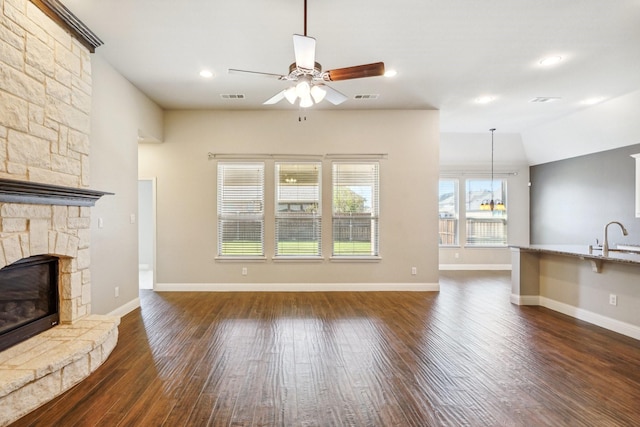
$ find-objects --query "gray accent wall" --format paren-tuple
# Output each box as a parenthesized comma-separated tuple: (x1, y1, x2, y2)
(530, 143, 640, 246)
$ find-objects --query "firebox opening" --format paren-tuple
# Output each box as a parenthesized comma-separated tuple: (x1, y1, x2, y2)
(0, 255, 59, 352)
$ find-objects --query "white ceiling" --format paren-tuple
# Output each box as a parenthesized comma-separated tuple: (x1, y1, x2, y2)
(63, 0, 640, 135)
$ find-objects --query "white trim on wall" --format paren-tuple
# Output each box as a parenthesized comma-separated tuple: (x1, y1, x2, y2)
(155, 282, 440, 292)
(510, 294, 540, 305)
(439, 264, 512, 271)
(514, 296, 640, 341)
(107, 297, 141, 318)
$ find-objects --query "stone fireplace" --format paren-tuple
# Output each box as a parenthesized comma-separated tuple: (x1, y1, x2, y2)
(0, 1, 119, 424)
(0, 183, 118, 425)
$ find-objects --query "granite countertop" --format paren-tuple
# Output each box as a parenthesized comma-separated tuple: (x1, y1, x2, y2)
(511, 244, 640, 266)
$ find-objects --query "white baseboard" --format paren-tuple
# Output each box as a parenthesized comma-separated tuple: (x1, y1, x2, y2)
(510, 294, 540, 305)
(106, 297, 141, 318)
(439, 264, 512, 271)
(155, 282, 440, 292)
(538, 296, 640, 341)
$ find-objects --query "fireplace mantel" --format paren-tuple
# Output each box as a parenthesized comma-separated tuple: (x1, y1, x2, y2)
(0, 179, 113, 207)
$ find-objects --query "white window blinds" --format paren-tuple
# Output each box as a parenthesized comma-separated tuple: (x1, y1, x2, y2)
(332, 162, 380, 256)
(275, 163, 322, 256)
(217, 162, 265, 256)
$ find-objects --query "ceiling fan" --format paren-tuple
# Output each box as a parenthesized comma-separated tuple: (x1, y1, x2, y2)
(228, 0, 385, 108)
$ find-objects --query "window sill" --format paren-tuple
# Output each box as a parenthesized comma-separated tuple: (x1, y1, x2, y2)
(215, 256, 267, 262)
(272, 256, 325, 262)
(464, 245, 509, 249)
(329, 256, 382, 262)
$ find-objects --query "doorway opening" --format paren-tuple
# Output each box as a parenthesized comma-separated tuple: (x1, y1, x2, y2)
(138, 178, 156, 290)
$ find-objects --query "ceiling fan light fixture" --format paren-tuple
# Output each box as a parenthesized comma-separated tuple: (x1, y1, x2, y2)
(230, 0, 384, 109)
(296, 80, 311, 98)
(299, 95, 314, 108)
(310, 85, 326, 103)
(284, 87, 297, 104)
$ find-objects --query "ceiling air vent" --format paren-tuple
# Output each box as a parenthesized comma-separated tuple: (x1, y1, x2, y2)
(530, 97, 561, 103)
(354, 94, 379, 100)
(220, 94, 245, 100)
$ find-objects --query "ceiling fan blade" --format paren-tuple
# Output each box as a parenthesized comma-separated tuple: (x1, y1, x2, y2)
(293, 34, 316, 70)
(229, 69, 286, 79)
(321, 85, 349, 105)
(263, 90, 287, 105)
(325, 62, 385, 81)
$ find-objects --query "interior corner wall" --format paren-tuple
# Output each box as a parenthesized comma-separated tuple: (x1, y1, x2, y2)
(138, 109, 439, 287)
(90, 53, 163, 315)
(530, 143, 640, 245)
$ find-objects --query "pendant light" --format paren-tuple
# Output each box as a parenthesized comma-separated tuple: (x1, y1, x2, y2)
(480, 128, 505, 211)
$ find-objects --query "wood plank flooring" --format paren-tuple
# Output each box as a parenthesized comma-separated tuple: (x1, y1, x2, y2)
(11, 271, 640, 426)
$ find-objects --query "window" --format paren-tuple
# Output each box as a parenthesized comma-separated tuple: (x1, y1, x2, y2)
(439, 179, 459, 246)
(332, 162, 379, 256)
(465, 178, 507, 246)
(275, 163, 321, 256)
(217, 162, 265, 256)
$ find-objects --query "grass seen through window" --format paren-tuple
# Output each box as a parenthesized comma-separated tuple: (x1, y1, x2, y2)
(221, 241, 373, 256)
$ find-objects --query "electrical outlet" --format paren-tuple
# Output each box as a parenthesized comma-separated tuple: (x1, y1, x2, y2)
(411, 267, 417, 275)
(115, 286, 119, 298)
(454, 252, 459, 259)
(609, 294, 617, 306)
(242, 267, 247, 276)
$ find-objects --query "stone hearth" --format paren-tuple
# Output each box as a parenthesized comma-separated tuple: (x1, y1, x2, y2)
(0, 315, 118, 426)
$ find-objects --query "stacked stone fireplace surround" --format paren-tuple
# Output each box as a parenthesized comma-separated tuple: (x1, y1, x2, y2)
(0, 1, 118, 424)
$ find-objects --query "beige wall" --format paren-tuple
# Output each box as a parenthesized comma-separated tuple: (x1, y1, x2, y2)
(139, 109, 440, 287)
(90, 53, 162, 315)
(539, 255, 640, 329)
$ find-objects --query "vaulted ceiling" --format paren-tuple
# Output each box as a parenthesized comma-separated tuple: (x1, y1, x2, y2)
(63, 0, 640, 161)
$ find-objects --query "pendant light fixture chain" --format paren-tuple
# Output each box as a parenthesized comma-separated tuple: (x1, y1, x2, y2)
(490, 128, 496, 195)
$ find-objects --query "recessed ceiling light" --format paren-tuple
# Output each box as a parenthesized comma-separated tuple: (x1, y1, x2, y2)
(581, 97, 604, 105)
(384, 69, 397, 78)
(199, 70, 214, 78)
(539, 56, 563, 66)
(475, 96, 495, 104)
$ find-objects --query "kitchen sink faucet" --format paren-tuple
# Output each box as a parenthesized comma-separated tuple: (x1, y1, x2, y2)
(603, 221, 628, 255)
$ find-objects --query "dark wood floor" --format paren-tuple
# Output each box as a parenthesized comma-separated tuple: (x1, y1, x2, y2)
(12, 271, 640, 426)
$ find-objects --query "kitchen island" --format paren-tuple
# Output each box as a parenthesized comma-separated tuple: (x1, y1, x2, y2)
(511, 245, 640, 340)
